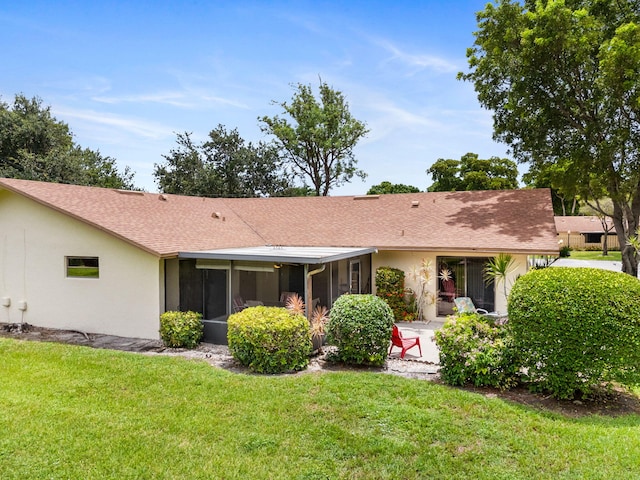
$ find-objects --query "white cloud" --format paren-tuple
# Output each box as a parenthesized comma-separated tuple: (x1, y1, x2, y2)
(373, 38, 459, 74)
(92, 90, 249, 110)
(54, 107, 175, 140)
(42, 76, 112, 96)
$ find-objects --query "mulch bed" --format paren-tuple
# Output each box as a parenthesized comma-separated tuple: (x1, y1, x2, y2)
(3, 322, 640, 418)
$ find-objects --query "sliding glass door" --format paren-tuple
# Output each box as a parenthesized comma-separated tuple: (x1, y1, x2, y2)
(436, 257, 495, 316)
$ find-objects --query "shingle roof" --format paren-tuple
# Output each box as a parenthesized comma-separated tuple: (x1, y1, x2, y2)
(554, 216, 615, 234)
(0, 178, 264, 256)
(0, 178, 559, 257)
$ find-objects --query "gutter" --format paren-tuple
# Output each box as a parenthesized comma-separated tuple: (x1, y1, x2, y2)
(305, 264, 326, 320)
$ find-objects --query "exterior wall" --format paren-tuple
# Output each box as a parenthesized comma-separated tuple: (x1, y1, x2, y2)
(557, 232, 619, 251)
(0, 190, 162, 339)
(372, 250, 529, 321)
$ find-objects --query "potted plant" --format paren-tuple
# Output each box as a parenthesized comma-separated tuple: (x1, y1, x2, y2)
(285, 294, 328, 353)
(310, 305, 329, 353)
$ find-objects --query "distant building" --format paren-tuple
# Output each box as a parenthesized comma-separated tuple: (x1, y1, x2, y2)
(554, 216, 618, 250)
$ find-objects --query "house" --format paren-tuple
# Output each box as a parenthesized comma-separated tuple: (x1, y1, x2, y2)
(554, 216, 618, 250)
(0, 178, 559, 343)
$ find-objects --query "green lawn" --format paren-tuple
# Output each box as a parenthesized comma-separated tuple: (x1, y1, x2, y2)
(2, 338, 640, 479)
(568, 250, 622, 261)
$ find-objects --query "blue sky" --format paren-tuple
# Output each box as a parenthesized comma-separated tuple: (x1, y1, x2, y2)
(1, 0, 512, 194)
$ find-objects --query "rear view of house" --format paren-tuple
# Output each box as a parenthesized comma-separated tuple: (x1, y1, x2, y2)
(554, 216, 618, 251)
(0, 178, 559, 343)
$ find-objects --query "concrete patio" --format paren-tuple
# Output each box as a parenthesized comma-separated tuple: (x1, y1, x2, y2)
(389, 320, 444, 364)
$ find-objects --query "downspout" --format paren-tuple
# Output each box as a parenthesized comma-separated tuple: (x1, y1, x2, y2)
(305, 264, 326, 320)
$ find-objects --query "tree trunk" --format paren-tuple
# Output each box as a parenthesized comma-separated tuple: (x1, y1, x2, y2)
(599, 217, 610, 256)
(612, 200, 639, 277)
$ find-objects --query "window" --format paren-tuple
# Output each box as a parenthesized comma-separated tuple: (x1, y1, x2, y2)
(66, 256, 99, 278)
(584, 233, 603, 244)
(349, 260, 361, 294)
(436, 256, 494, 316)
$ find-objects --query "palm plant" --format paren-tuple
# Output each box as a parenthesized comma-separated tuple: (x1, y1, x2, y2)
(627, 227, 640, 255)
(484, 253, 516, 300)
(408, 259, 435, 322)
(310, 305, 329, 352)
(286, 294, 327, 352)
(285, 293, 305, 316)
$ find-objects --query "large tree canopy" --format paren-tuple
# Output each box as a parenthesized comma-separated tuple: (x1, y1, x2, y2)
(367, 181, 421, 195)
(259, 81, 369, 196)
(0, 94, 135, 189)
(460, 0, 640, 275)
(154, 125, 293, 198)
(426, 152, 518, 192)
(522, 162, 581, 216)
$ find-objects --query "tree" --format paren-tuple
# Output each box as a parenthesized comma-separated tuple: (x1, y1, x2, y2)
(459, 0, 640, 275)
(522, 163, 580, 216)
(367, 181, 420, 195)
(154, 125, 293, 197)
(0, 94, 135, 189)
(580, 199, 616, 255)
(259, 81, 369, 196)
(426, 153, 518, 192)
(484, 253, 516, 300)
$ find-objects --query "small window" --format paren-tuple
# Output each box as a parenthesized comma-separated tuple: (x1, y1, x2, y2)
(66, 256, 99, 278)
(584, 233, 603, 244)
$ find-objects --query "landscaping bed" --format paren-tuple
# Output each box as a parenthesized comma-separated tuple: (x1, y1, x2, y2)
(3, 322, 639, 418)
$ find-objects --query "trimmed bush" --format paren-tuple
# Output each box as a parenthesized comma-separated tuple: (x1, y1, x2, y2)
(159, 311, 203, 349)
(509, 267, 640, 399)
(434, 313, 520, 390)
(375, 266, 408, 322)
(326, 294, 394, 366)
(227, 306, 311, 374)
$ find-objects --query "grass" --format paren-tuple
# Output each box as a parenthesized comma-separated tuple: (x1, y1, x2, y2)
(2, 338, 640, 479)
(568, 250, 622, 261)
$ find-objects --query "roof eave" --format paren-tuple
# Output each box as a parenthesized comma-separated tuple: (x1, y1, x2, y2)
(375, 246, 560, 255)
(0, 182, 163, 257)
(178, 246, 378, 265)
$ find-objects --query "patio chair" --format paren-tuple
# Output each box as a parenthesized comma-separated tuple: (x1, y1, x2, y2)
(279, 291, 297, 306)
(233, 295, 245, 313)
(440, 278, 456, 302)
(389, 324, 422, 359)
(453, 297, 507, 323)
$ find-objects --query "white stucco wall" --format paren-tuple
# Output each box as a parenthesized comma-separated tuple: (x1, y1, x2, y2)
(372, 250, 529, 321)
(0, 190, 163, 339)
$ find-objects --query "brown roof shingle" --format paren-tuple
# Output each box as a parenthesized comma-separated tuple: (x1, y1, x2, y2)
(0, 178, 559, 256)
(554, 216, 615, 234)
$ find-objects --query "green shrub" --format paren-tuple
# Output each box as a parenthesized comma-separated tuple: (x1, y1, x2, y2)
(159, 311, 203, 349)
(326, 294, 394, 366)
(559, 246, 571, 257)
(434, 313, 520, 390)
(509, 267, 640, 399)
(375, 267, 408, 322)
(227, 306, 311, 374)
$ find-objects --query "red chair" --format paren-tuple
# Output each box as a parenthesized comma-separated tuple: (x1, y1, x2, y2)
(389, 324, 422, 359)
(441, 278, 456, 302)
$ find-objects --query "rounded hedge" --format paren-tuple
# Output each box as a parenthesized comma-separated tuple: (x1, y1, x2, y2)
(326, 294, 394, 366)
(227, 306, 312, 374)
(434, 313, 519, 390)
(159, 311, 203, 349)
(509, 267, 640, 399)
